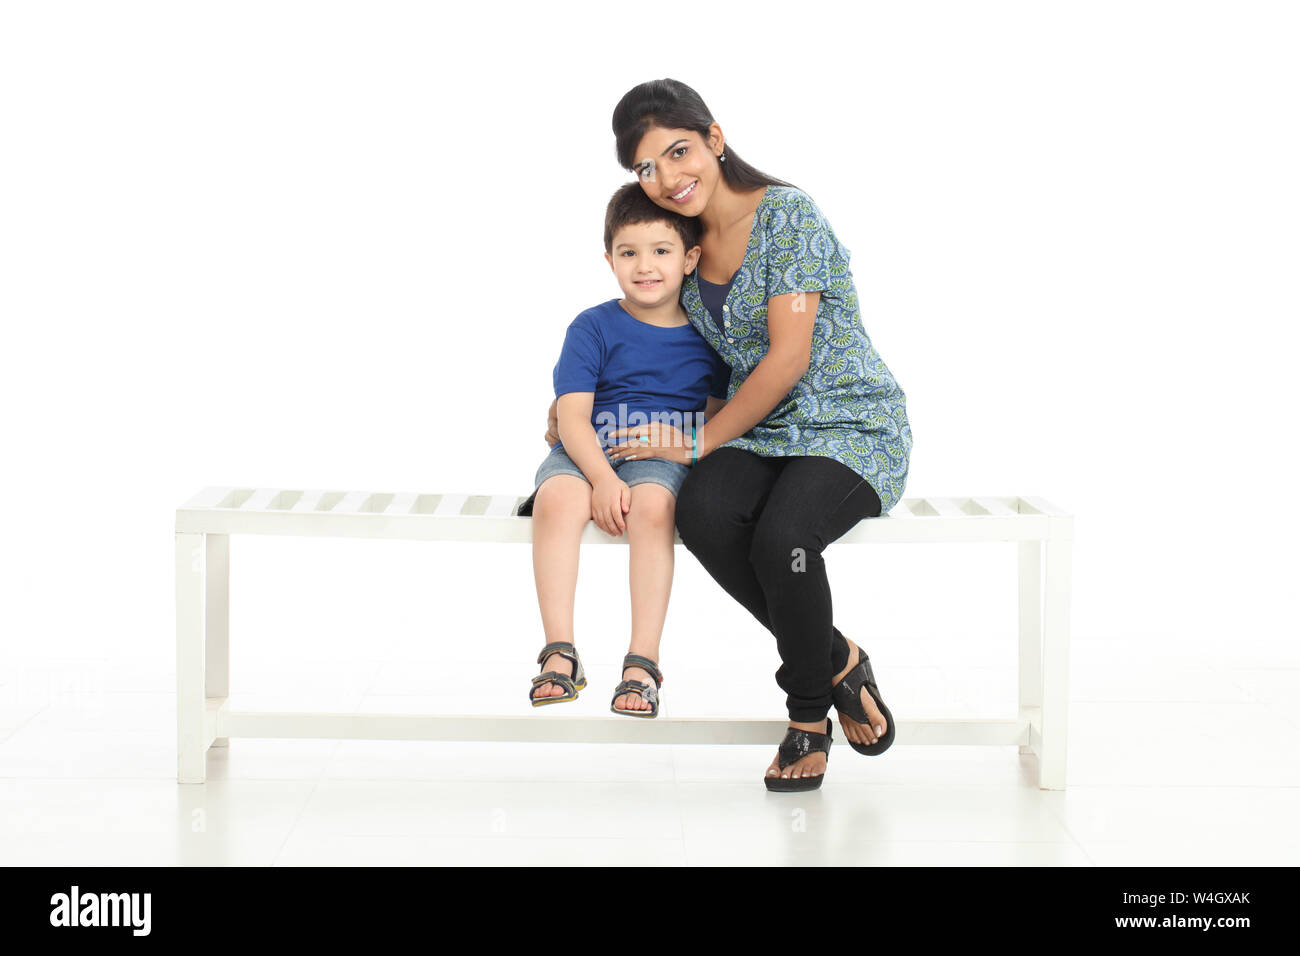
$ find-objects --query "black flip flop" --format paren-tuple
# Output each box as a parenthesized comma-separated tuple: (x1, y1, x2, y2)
(832, 649, 895, 755)
(764, 718, 833, 792)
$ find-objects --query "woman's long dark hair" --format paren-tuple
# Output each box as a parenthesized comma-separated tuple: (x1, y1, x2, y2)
(612, 79, 798, 198)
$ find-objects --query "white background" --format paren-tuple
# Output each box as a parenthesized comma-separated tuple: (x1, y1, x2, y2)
(1, 1, 1296, 714)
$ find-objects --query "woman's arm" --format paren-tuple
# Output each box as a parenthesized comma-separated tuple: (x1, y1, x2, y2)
(544, 396, 559, 446)
(694, 291, 819, 457)
(704, 395, 728, 420)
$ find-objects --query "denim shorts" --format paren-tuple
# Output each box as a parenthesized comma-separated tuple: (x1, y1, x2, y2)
(516, 442, 691, 516)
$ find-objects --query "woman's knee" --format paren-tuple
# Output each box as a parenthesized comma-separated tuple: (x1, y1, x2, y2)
(749, 518, 823, 582)
(675, 448, 767, 545)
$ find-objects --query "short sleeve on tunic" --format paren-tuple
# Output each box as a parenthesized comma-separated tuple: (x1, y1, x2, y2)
(552, 317, 604, 397)
(764, 191, 852, 301)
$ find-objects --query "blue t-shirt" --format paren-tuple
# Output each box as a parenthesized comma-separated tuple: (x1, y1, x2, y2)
(552, 298, 730, 448)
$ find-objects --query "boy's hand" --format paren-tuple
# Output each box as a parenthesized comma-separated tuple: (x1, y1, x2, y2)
(544, 398, 559, 446)
(591, 476, 631, 536)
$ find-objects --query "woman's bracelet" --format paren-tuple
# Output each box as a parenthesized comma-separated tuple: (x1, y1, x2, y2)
(690, 425, 698, 467)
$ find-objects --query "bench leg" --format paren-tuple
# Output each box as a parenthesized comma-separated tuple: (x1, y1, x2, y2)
(1038, 521, 1074, 790)
(206, 533, 230, 748)
(1017, 540, 1042, 758)
(176, 532, 207, 783)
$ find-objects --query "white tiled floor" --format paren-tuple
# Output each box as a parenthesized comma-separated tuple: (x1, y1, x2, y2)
(2, 640, 1298, 866)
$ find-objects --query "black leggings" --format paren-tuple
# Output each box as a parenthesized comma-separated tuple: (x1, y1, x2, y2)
(674, 447, 883, 723)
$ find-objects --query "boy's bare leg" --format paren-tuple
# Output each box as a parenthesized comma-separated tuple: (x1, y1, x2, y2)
(615, 483, 677, 712)
(531, 475, 592, 699)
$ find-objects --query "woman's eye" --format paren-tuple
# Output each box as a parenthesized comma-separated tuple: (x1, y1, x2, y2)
(673, 146, 687, 158)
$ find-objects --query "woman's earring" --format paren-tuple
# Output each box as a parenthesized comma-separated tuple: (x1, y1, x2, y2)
(719, 152, 726, 163)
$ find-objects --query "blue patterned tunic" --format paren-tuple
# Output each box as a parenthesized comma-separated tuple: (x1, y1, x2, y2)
(681, 185, 914, 513)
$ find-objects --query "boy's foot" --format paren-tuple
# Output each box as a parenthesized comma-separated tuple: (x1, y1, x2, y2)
(833, 637, 889, 747)
(612, 665, 657, 713)
(531, 650, 574, 701)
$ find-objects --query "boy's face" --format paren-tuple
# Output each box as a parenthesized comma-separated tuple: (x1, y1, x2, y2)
(605, 220, 701, 308)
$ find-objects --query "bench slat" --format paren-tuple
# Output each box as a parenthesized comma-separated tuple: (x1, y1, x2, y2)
(179, 486, 233, 511)
(971, 496, 1017, 517)
(386, 492, 419, 515)
(484, 494, 520, 517)
(1019, 496, 1070, 517)
(289, 490, 330, 512)
(433, 494, 468, 517)
(240, 488, 280, 512)
(884, 499, 916, 518)
(332, 490, 370, 514)
(925, 496, 966, 518)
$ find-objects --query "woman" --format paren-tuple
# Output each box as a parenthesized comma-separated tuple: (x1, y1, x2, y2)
(543, 79, 913, 791)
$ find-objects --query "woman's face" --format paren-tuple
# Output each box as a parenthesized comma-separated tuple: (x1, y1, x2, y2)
(632, 124, 723, 217)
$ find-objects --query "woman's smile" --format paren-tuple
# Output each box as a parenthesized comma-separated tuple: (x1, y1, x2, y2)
(667, 180, 698, 203)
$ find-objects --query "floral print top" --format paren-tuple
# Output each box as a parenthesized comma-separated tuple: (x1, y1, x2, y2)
(682, 185, 914, 513)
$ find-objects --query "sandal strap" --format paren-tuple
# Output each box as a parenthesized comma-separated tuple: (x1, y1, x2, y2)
(532, 672, 576, 692)
(777, 720, 833, 771)
(620, 653, 663, 687)
(612, 679, 655, 698)
(831, 654, 878, 722)
(537, 641, 579, 666)
(611, 678, 658, 712)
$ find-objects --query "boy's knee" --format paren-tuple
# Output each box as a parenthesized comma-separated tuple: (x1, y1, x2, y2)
(627, 484, 675, 528)
(534, 475, 590, 514)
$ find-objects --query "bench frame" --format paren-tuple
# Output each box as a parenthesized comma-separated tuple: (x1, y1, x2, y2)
(175, 488, 1074, 788)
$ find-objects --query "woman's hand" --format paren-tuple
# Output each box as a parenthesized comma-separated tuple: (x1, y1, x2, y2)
(544, 397, 559, 446)
(591, 475, 631, 536)
(604, 422, 691, 467)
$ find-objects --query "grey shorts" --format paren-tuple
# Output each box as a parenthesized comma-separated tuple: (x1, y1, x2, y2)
(516, 442, 691, 516)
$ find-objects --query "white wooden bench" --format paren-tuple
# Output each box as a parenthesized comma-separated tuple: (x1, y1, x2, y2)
(175, 488, 1074, 788)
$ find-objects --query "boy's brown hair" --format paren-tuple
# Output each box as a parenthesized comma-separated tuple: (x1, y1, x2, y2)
(603, 181, 702, 255)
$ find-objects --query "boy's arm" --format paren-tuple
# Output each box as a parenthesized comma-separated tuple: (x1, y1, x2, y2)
(557, 392, 617, 485)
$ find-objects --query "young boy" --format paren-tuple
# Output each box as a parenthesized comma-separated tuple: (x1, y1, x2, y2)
(518, 182, 730, 717)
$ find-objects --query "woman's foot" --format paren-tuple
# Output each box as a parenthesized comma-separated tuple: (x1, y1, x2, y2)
(764, 720, 829, 782)
(834, 637, 888, 747)
(612, 664, 656, 713)
(531, 650, 574, 701)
